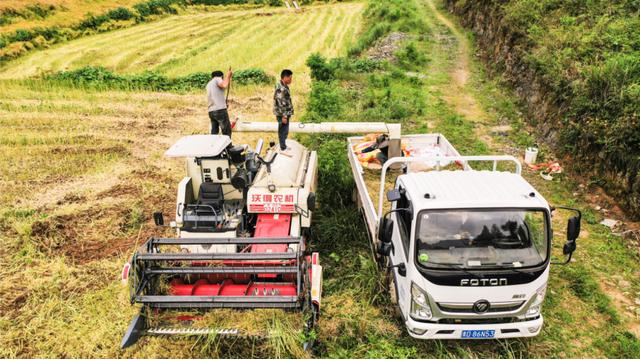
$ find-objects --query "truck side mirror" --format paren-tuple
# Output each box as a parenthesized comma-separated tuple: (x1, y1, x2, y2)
(566, 216, 580, 242)
(307, 192, 316, 212)
(563, 240, 577, 255)
(387, 189, 401, 202)
(563, 216, 580, 255)
(398, 263, 406, 276)
(153, 212, 164, 226)
(378, 217, 394, 243)
(377, 241, 393, 256)
(551, 206, 582, 265)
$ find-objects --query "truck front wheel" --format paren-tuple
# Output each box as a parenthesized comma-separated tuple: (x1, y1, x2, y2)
(385, 268, 402, 319)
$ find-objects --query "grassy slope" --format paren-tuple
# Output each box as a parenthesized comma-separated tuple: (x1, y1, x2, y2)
(0, 0, 141, 34)
(445, 0, 640, 218)
(0, 3, 363, 358)
(0, 3, 363, 83)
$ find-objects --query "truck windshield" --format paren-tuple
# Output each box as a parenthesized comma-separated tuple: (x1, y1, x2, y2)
(415, 209, 548, 269)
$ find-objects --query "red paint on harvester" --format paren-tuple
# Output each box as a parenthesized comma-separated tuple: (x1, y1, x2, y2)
(252, 213, 291, 253)
(252, 213, 292, 278)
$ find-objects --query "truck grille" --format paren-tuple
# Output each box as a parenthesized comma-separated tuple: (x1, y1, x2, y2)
(437, 316, 538, 325)
(437, 301, 524, 314)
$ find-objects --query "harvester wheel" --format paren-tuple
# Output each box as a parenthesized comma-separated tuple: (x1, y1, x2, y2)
(301, 261, 318, 352)
(302, 290, 319, 352)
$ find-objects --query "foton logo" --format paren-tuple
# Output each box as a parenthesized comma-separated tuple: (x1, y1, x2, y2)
(460, 278, 508, 286)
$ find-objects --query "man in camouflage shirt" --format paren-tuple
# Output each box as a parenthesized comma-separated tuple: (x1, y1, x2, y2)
(273, 69, 294, 152)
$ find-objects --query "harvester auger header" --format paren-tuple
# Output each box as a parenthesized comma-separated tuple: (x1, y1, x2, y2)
(121, 135, 322, 349)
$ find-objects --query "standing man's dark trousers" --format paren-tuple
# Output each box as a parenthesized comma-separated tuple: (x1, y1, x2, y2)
(209, 109, 232, 136)
(276, 116, 289, 150)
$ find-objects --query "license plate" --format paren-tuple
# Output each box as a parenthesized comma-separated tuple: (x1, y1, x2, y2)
(461, 330, 495, 339)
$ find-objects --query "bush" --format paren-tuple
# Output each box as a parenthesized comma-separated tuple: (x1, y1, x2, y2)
(304, 81, 345, 123)
(10, 29, 34, 42)
(133, 3, 153, 17)
(50, 66, 124, 83)
(351, 58, 383, 73)
(233, 68, 274, 85)
(396, 41, 428, 68)
(106, 7, 135, 21)
(147, 0, 182, 14)
(176, 72, 211, 88)
(77, 13, 110, 30)
(306, 53, 336, 81)
(44, 66, 273, 91)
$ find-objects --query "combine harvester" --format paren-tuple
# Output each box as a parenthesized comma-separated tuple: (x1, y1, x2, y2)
(121, 135, 322, 349)
(236, 121, 582, 340)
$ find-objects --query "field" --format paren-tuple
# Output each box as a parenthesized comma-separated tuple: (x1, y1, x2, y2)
(1, 0, 640, 358)
(0, 0, 141, 34)
(0, 3, 363, 83)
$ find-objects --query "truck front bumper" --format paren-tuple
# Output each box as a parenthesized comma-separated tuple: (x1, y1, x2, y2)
(405, 316, 543, 339)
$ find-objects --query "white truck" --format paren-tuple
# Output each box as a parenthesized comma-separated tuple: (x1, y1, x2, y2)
(347, 132, 581, 340)
(235, 121, 581, 340)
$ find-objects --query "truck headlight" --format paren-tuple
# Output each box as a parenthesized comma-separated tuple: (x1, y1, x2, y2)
(410, 282, 432, 320)
(526, 283, 547, 318)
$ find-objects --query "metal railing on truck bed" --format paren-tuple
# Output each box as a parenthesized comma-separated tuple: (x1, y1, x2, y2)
(347, 134, 522, 240)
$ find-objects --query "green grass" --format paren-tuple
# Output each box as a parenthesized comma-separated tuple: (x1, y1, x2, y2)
(2, 0, 640, 358)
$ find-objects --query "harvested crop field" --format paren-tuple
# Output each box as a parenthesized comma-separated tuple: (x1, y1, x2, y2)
(0, 3, 365, 357)
(0, 79, 317, 358)
(0, 0, 141, 34)
(0, 3, 364, 81)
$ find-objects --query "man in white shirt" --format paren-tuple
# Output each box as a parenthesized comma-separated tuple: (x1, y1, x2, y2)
(206, 68, 233, 136)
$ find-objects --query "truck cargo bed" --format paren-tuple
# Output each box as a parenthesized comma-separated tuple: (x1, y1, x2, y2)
(347, 133, 462, 240)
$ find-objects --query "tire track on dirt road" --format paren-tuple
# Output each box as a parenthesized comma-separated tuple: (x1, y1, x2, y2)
(423, 0, 494, 147)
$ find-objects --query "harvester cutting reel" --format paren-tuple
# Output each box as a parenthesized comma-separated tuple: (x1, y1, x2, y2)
(120, 236, 322, 350)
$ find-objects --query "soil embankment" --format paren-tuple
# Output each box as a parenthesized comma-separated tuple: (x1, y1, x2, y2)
(444, 0, 640, 220)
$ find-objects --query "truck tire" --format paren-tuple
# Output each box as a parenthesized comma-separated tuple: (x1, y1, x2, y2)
(386, 268, 402, 319)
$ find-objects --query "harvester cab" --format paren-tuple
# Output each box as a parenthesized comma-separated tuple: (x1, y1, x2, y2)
(121, 135, 322, 349)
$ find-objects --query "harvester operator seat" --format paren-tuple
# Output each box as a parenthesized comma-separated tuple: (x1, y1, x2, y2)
(197, 182, 224, 212)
